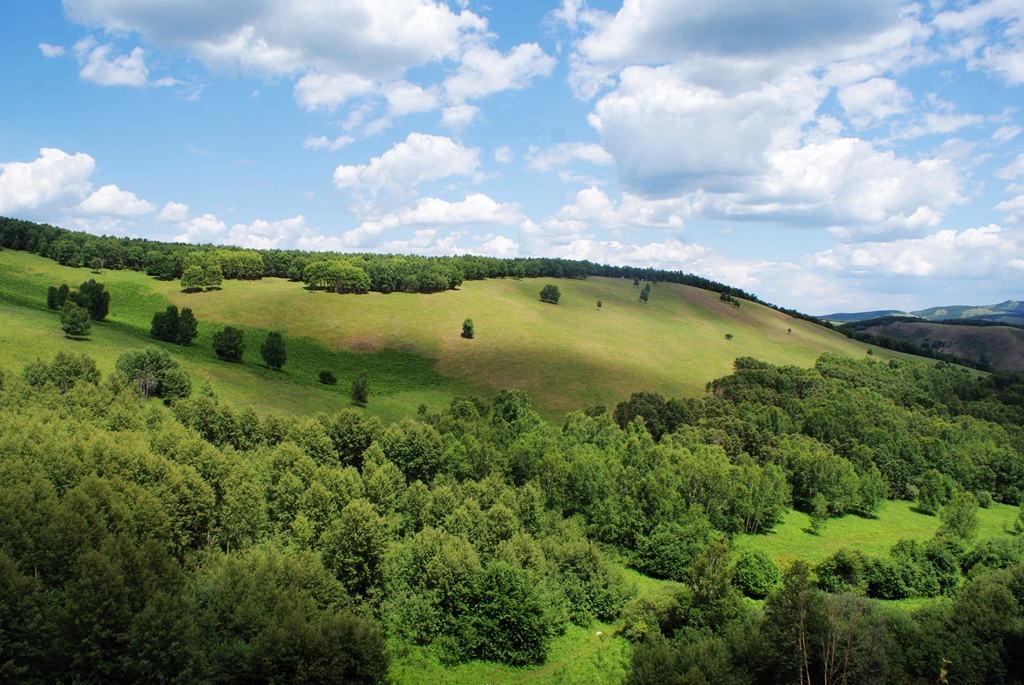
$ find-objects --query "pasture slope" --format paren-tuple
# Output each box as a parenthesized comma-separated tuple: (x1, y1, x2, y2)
(0, 249, 1015, 685)
(0, 248, 929, 422)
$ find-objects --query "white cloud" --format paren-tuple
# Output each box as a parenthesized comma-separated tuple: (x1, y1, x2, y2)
(303, 134, 354, 151)
(993, 125, 1022, 144)
(440, 104, 480, 131)
(442, 43, 555, 103)
(806, 224, 1024, 278)
(383, 81, 440, 117)
(173, 213, 227, 243)
(157, 201, 189, 223)
(995, 194, 1024, 223)
(226, 215, 316, 249)
(74, 38, 149, 87)
(39, 43, 64, 57)
(549, 186, 687, 230)
(934, 0, 1024, 85)
(494, 145, 513, 163)
(0, 148, 95, 214)
(332, 132, 479, 199)
(293, 72, 376, 111)
(76, 184, 156, 217)
(527, 142, 614, 172)
(837, 77, 911, 128)
(995, 153, 1024, 179)
(64, 0, 487, 79)
(590, 65, 824, 193)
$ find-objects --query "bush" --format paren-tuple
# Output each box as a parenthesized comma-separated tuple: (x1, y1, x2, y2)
(462, 318, 474, 339)
(23, 351, 101, 394)
(733, 550, 780, 599)
(319, 370, 337, 385)
(816, 548, 868, 594)
(213, 326, 245, 362)
(976, 490, 992, 508)
(539, 284, 560, 304)
(469, 562, 550, 666)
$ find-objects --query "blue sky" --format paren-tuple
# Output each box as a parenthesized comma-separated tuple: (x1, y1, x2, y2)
(1, 0, 1022, 314)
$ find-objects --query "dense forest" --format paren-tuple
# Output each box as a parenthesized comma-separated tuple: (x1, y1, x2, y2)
(2, 347, 1024, 683)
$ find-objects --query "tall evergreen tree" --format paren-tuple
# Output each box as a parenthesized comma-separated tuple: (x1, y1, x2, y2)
(260, 331, 287, 370)
(177, 308, 199, 346)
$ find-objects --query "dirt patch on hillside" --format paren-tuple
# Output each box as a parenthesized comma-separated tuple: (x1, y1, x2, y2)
(860, 321, 1024, 371)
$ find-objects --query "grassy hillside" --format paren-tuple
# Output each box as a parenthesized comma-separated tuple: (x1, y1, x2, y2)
(734, 499, 1020, 566)
(0, 249, 933, 420)
(858, 319, 1024, 371)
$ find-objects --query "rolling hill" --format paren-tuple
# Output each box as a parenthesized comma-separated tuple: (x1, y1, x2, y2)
(848, 317, 1024, 371)
(0, 249, 931, 421)
(823, 300, 1024, 325)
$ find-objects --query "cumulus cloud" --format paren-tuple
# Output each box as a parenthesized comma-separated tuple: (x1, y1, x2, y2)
(157, 201, 190, 223)
(934, 0, 1024, 85)
(995, 193, 1024, 223)
(806, 224, 1024, 278)
(837, 77, 911, 128)
(173, 213, 227, 243)
(76, 184, 156, 216)
(225, 215, 317, 249)
(74, 37, 149, 87)
(293, 72, 376, 111)
(0, 148, 95, 214)
(440, 104, 479, 131)
(383, 81, 440, 117)
(39, 43, 64, 57)
(494, 145, 513, 163)
(332, 132, 479, 200)
(442, 43, 556, 103)
(527, 143, 614, 172)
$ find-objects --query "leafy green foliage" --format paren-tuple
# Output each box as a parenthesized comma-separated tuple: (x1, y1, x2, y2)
(22, 350, 101, 394)
(539, 284, 561, 304)
(60, 301, 90, 338)
(319, 370, 337, 385)
(733, 549, 780, 598)
(260, 331, 287, 370)
(180, 265, 205, 292)
(115, 348, 192, 401)
(74, 279, 110, 321)
(212, 325, 245, 362)
(462, 318, 474, 339)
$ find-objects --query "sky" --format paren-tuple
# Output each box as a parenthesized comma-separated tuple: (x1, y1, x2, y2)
(0, 0, 1022, 315)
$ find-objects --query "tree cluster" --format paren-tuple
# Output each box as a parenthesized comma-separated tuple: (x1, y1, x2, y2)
(150, 305, 199, 346)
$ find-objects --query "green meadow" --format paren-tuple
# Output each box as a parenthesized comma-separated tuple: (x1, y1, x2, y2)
(734, 499, 1020, 566)
(0, 249, 926, 421)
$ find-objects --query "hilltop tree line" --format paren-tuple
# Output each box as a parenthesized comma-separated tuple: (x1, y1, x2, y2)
(0, 215, 760, 299)
(1, 350, 1023, 683)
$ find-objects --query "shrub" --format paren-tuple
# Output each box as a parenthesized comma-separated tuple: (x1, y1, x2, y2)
(319, 370, 337, 385)
(23, 351, 101, 394)
(115, 348, 191, 401)
(539, 284, 560, 304)
(918, 469, 947, 515)
(976, 490, 992, 508)
(462, 318, 474, 339)
(733, 550, 780, 599)
(816, 548, 868, 594)
(469, 562, 550, 666)
(260, 331, 287, 370)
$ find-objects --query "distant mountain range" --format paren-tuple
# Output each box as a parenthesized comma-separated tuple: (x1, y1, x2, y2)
(823, 300, 1024, 325)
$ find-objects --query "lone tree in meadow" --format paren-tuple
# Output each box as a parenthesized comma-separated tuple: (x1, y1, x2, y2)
(351, 371, 369, 405)
(213, 326, 245, 362)
(61, 302, 91, 339)
(462, 318, 474, 339)
(261, 331, 287, 370)
(539, 284, 560, 304)
(639, 284, 650, 303)
(597, 300, 602, 309)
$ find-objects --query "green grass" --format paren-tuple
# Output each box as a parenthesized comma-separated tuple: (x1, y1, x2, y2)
(0, 250, 940, 421)
(388, 623, 630, 685)
(734, 500, 1020, 566)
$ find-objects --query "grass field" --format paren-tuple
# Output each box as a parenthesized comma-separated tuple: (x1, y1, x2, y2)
(0, 249, 932, 421)
(389, 623, 630, 685)
(734, 499, 1020, 566)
